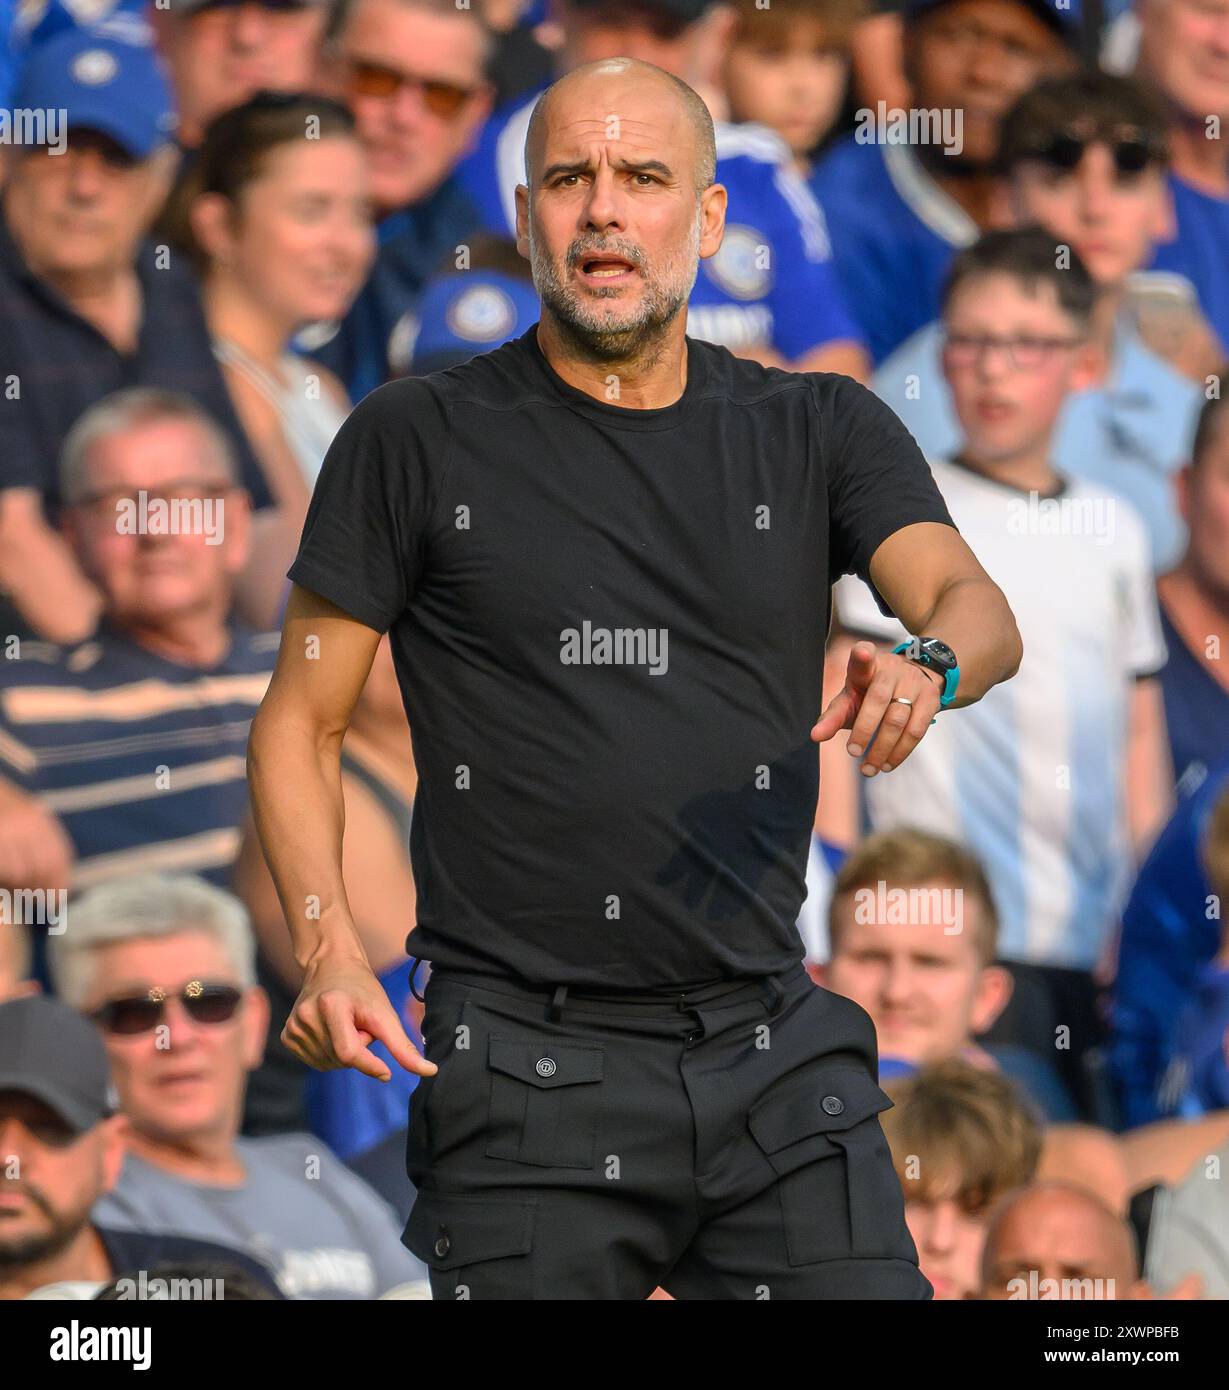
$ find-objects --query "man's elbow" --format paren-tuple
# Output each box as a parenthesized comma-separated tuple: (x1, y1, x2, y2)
(999, 600, 1024, 683)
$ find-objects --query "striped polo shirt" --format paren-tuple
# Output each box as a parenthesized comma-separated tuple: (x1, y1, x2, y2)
(0, 622, 276, 890)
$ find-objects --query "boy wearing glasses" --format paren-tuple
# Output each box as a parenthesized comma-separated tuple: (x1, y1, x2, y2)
(875, 71, 1205, 573)
(836, 226, 1172, 1119)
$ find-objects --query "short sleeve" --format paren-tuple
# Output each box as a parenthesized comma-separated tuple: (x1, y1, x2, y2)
(833, 573, 907, 642)
(817, 375, 956, 599)
(287, 379, 449, 633)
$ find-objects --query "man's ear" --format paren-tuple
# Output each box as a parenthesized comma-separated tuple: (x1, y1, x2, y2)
(97, 1112, 130, 1195)
(1173, 461, 1193, 527)
(1070, 337, 1104, 394)
(970, 964, 1013, 1035)
(241, 986, 271, 1072)
(698, 181, 728, 261)
(514, 184, 530, 261)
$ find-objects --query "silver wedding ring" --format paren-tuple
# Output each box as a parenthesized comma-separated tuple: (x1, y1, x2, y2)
(894, 697, 913, 707)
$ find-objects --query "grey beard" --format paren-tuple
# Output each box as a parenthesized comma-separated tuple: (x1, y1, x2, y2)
(528, 222, 701, 365)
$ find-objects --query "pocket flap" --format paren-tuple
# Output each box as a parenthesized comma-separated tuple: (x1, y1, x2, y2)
(487, 1036, 605, 1089)
(403, 1191, 536, 1271)
(749, 1065, 892, 1156)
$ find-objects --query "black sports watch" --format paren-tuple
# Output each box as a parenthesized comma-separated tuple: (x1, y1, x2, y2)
(891, 637, 960, 707)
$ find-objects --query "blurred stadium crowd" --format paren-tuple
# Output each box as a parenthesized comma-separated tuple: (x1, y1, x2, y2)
(0, 0, 1228, 1302)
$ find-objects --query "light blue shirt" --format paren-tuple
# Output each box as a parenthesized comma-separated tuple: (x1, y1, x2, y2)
(873, 317, 1201, 572)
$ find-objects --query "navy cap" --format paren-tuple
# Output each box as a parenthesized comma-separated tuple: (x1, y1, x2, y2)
(905, 0, 1081, 41)
(0, 996, 114, 1136)
(13, 28, 177, 160)
(411, 271, 541, 376)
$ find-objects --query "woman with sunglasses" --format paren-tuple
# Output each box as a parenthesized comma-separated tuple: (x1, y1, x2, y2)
(168, 93, 376, 627)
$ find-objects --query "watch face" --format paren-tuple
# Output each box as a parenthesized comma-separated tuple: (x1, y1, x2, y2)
(923, 640, 957, 669)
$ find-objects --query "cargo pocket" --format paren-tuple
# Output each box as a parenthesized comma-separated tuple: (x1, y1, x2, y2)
(484, 1035, 605, 1168)
(403, 1190, 537, 1300)
(748, 1064, 905, 1266)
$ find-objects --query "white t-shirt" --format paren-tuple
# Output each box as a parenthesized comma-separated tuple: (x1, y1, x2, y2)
(834, 457, 1166, 970)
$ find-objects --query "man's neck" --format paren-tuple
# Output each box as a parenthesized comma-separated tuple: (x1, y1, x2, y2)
(0, 1222, 112, 1299)
(1165, 117, 1229, 198)
(1157, 560, 1229, 695)
(952, 445, 1063, 495)
(535, 316, 688, 409)
(916, 146, 999, 228)
(115, 607, 234, 669)
(124, 1126, 246, 1186)
(30, 252, 141, 352)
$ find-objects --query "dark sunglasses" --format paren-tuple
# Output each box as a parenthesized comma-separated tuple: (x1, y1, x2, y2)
(348, 59, 476, 119)
(92, 982, 242, 1035)
(1032, 130, 1162, 177)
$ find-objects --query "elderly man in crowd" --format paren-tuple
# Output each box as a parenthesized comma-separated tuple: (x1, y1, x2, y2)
(0, 388, 272, 899)
(0, 29, 272, 642)
(0, 995, 282, 1299)
(47, 873, 427, 1299)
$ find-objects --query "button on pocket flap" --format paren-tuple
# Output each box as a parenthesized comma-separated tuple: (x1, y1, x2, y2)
(487, 1036, 605, 1089)
(403, 1192, 536, 1271)
(749, 1066, 893, 1156)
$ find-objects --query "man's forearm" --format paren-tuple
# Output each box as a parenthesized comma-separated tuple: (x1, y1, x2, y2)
(912, 575, 1023, 707)
(247, 707, 368, 972)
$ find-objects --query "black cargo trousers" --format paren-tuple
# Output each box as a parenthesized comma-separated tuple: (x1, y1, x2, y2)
(401, 959, 931, 1300)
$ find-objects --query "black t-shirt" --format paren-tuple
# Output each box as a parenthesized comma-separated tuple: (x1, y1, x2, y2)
(289, 326, 954, 989)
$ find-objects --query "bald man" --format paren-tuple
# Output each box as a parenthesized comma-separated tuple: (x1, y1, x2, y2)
(249, 58, 1022, 1300)
(981, 1182, 1145, 1300)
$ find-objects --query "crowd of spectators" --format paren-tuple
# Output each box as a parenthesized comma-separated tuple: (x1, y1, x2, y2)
(1, 0, 1228, 1301)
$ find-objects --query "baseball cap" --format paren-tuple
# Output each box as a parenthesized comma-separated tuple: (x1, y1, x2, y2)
(0, 996, 114, 1136)
(904, 0, 1082, 42)
(411, 271, 542, 376)
(13, 28, 177, 160)
(566, 0, 716, 23)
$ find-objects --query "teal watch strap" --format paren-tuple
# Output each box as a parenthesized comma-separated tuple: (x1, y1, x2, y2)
(892, 640, 960, 708)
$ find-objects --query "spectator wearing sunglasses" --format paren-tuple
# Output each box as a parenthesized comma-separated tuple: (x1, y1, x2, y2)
(450, 0, 869, 381)
(875, 72, 1204, 574)
(0, 389, 273, 902)
(307, 0, 495, 400)
(151, 0, 334, 151)
(1135, 0, 1229, 362)
(165, 93, 375, 628)
(836, 228, 1172, 1120)
(49, 875, 428, 1299)
(0, 995, 284, 1300)
(0, 28, 273, 645)
(810, 0, 1077, 367)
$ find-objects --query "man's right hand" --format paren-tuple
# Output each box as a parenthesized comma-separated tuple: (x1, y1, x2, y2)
(282, 953, 438, 1082)
(0, 780, 74, 890)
